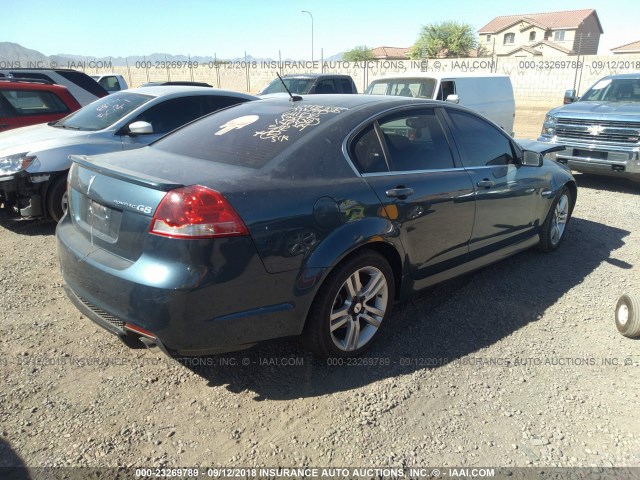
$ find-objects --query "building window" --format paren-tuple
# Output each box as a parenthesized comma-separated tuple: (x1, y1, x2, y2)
(503, 33, 515, 45)
(487, 34, 491, 42)
(529, 31, 536, 41)
(554, 30, 565, 41)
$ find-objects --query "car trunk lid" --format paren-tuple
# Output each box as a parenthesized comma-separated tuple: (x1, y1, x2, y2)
(68, 155, 183, 262)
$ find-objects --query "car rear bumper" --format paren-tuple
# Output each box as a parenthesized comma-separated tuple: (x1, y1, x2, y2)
(56, 215, 309, 355)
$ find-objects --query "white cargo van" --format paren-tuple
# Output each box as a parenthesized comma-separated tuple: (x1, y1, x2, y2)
(365, 73, 515, 135)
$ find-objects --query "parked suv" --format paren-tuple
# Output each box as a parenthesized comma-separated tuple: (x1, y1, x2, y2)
(538, 73, 640, 182)
(0, 68, 108, 106)
(258, 74, 357, 95)
(0, 79, 81, 131)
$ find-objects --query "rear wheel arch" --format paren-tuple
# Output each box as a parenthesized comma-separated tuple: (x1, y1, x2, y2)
(565, 181, 577, 212)
(301, 245, 400, 357)
(358, 242, 403, 300)
(538, 184, 574, 252)
(310, 239, 404, 300)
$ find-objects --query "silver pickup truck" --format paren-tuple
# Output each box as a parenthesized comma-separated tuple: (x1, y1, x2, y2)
(538, 73, 640, 182)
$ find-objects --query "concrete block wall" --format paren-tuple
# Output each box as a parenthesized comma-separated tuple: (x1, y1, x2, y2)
(83, 54, 640, 110)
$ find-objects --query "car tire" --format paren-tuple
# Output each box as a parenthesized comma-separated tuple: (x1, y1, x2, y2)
(46, 174, 68, 222)
(615, 294, 640, 338)
(538, 186, 572, 252)
(302, 250, 395, 358)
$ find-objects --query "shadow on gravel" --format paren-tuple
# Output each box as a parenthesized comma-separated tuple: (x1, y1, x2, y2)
(182, 217, 630, 400)
(574, 173, 639, 194)
(0, 438, 31, 479)
(0, 215, 56, 236)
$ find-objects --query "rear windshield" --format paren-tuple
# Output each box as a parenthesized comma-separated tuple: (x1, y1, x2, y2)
(54, 92, 152, 130)
(260, 78, 315, 95)
(1, 89, 70, 115)
(365, 78, 437, 99)
(153, 101, 348, 168)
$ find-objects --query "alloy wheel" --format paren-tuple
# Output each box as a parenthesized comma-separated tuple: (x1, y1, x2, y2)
(550, 193, 569, 246)
(329, 266, 389, 352)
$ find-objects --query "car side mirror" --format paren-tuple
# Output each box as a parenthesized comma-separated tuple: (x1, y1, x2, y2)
(521, 150, 543, 167)
(445, 94, 460, 104)
(563, 89, 577, 104)
(128, 121, 153, 135)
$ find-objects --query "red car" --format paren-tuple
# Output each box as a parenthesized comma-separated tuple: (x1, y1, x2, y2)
(0, 79, 81, 131)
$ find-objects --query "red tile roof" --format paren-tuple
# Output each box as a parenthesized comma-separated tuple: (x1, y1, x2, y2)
(479, 9, 602, 34)
(611, 40, 640, 52)
(501, 40, 574, 56)
(371, 46, 410, 59)
(502, 45, 543, 56)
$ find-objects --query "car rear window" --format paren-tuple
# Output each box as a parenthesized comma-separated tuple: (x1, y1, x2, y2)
(365, 78, 437, 98)
(153, 101, 348, 168)
(261, 78, 316, 95)
(0, 89, 70, 115)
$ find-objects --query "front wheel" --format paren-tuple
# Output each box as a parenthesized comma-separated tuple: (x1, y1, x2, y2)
(302, 251, 395, 358)
(46, 174, 68, 222)
(538, 186, 573, 252)
(615, 294, 640, 338)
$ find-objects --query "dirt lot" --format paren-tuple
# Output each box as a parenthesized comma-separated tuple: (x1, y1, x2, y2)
(1, 111, 639, 475)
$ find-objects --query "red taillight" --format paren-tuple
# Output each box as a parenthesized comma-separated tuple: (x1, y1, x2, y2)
(150, 185, 248, 239)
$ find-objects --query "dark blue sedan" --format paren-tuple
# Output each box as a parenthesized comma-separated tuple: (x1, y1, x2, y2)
(56, 95, 576, 358)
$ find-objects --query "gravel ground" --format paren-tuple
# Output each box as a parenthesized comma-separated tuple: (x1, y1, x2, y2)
(0, 128, 639, 473)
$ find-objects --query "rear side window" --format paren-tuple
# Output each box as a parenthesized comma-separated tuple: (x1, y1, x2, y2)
(130, 95, 248, 134)
(0, 90, 70, 115)
(447, 110, 515, 167)
(153, 101, 348, 168)
(203, 95, 250, 112)
(351, 109, 454, 173)
(351, 126, 388, 173)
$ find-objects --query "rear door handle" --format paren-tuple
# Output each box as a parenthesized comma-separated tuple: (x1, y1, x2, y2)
(0, 124, 9, 129)
(476, 179, 495, 188)
(385, 187, 414, 199)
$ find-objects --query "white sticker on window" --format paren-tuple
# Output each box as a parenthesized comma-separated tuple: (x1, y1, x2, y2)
(591, 79, 612, 90)
(215, 115, 259, 135)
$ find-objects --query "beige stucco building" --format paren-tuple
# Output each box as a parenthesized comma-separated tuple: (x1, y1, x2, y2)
(478, 9, 603, 57)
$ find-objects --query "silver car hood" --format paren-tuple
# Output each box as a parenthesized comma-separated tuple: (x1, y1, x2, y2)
(0, 123, 102, 157)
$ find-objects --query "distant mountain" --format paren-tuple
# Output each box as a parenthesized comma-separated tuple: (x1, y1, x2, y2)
(0, 42, 51, 66)
(0, 42, 344, 67)
(324, 52, 344, 61)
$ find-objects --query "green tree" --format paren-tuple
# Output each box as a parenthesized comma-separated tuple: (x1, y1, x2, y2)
(342, 46, 374, 62)
(410, 21, 477, 59)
